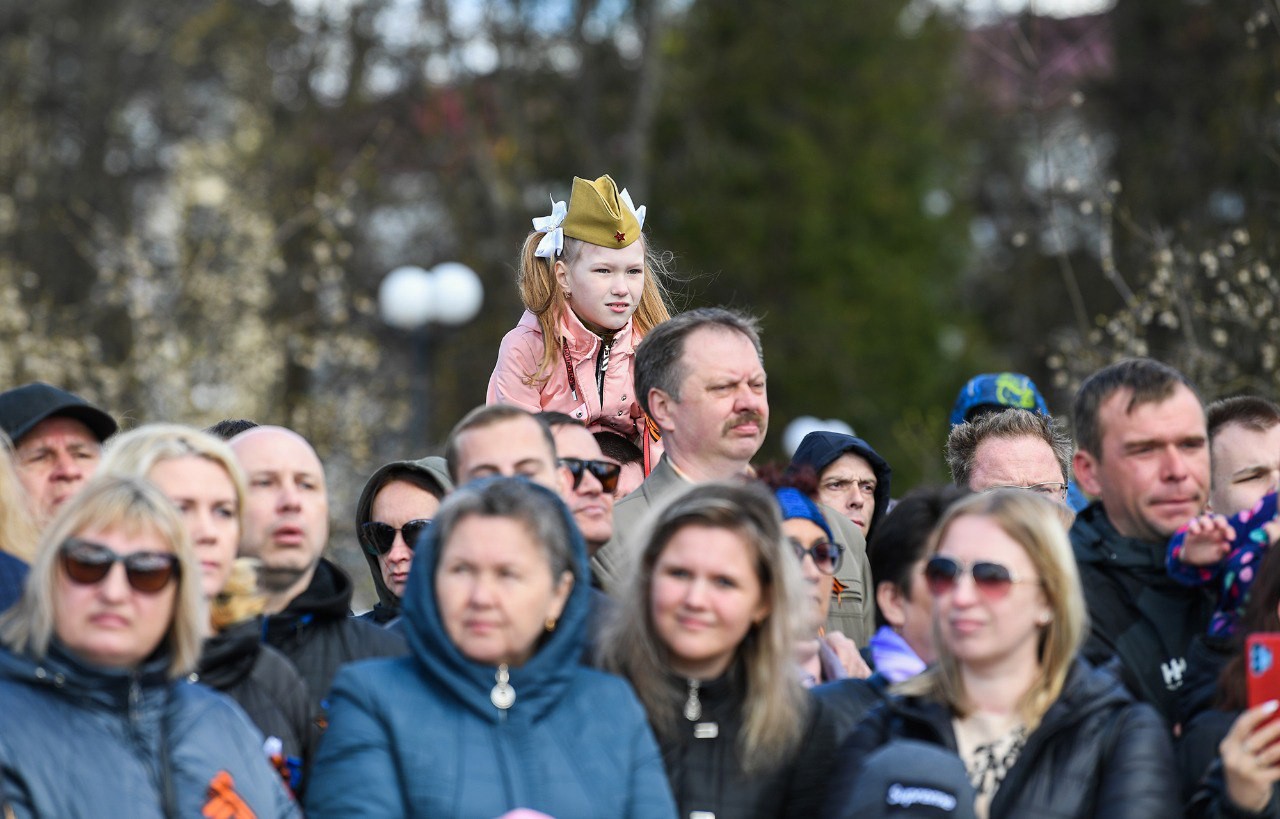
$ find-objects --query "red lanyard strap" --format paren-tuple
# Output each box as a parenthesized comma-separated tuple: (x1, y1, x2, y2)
(560, 341, 579, 402)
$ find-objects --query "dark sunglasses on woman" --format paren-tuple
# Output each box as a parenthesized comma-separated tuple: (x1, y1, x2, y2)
(788, 537, 844, 576)
(360, 519, 433, 557)
(558, 458, 621, 494)
(60, 538, 181, 594)
(923, 555, 1037, 601)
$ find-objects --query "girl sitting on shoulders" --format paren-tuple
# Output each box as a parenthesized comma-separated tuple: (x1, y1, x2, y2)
(487, 174, 672, 473)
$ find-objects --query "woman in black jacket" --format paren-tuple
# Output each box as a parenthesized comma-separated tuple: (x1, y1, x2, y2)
(600, 481, 839, 819)
(822, 490, 1177, 819)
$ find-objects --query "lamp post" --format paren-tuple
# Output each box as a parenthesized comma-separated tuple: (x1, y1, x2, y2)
(379, 262, 484, 454)
(783, 416, 856, 458)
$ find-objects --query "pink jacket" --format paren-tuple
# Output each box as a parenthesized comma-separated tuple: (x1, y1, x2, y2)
(487, 309, 650, 442)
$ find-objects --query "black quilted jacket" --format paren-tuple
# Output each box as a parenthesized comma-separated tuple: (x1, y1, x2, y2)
(821, 659, 1180, 819)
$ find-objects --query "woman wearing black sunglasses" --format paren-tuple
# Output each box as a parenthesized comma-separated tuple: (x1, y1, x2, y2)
(354, 456, 453, 626)
(0, 475, 297, 817)
(822, 489, 1178, 819)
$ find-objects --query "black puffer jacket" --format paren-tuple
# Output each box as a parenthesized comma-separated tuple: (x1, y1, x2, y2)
(1189, 752, 1280, 818)
(821, 660, 1178, 819)
(196, 618, 315, 792)
(1070, 502, 1213, 725)
(656, 665, 840, 819)
(813, 671, 893, 745)
(262, 558, 406, 715)
(1176, 635, 1238, 802)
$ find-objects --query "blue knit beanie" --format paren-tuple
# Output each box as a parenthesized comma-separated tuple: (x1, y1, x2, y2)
(774, 487, 834, 542)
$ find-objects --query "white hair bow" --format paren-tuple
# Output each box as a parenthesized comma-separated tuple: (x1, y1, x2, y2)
(619, 188, 646, 229)
(533, 197, 568, 259)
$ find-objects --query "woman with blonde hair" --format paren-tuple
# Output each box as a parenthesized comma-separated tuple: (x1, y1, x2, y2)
(600, 480, 840, 818)
(822, 490, 1177, 819)
(101, 424, 313, 794)
(0, 475, 296, 816)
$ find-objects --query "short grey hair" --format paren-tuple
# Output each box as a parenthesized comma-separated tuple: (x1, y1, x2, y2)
(431, 478, 575, 581)
(946, 409, 1072, 488)
(634, 307, 763, 417)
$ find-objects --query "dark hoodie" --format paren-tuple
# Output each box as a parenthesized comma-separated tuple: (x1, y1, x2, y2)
(789, 431, 892, 537)
(306, 478, 676, 818)
(261, 558, 406, 717)
(1069, 502, 1213, 726)
(353, 456, 453, 625)
(196, 619, 315, 794)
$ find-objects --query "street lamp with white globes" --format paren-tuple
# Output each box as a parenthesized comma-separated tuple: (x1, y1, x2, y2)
(378, 262, 484, 452)
(783, 415, 856, 458)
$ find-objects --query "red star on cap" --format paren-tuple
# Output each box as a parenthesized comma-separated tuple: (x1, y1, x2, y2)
(615, 231, 625, 243)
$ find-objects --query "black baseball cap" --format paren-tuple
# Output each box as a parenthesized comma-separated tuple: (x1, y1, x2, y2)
(0, 382, 118, 446)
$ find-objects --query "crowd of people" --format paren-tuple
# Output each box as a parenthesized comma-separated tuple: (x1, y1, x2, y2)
(1, 175, 1279, 818)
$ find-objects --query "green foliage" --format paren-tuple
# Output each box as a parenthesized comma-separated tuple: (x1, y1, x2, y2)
(652, 0, 988, 486)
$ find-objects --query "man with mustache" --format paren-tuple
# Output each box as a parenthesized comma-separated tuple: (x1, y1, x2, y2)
(593, 307, 875, 643)
(592, 308, 767, 590)
(231, 426, 405, 716)
(1069, 358, 1214, 727)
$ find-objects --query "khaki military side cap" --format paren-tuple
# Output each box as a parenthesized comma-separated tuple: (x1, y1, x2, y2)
(561, 175, 642, 249)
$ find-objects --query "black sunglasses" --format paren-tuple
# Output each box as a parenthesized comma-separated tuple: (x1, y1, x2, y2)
(788, 537, 844, 576)
(923, 555, 1036, 600)
(558, 458, 621, 493)
(60, 538, 180, 594)
(360, 519, 432, 557)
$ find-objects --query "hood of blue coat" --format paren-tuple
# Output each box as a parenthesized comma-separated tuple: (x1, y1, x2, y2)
(400, 478, 591, 724)
(789, 430, 893, 536)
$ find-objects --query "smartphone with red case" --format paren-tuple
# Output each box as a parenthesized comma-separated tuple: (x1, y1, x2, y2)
(1246, 633, 1280, 708)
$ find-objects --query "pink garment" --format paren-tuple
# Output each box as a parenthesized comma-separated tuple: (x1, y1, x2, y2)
(487, 309, 649, 442)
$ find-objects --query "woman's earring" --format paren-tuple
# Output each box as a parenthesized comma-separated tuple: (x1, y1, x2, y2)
(545, 616, 558, 632)
(563, 290, 572, 301)
(1038, 612, 1053, 626)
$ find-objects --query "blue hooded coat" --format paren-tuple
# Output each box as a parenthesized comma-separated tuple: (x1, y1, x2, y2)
(306, 479, 676, 819)
(0, 640, 298, 818)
